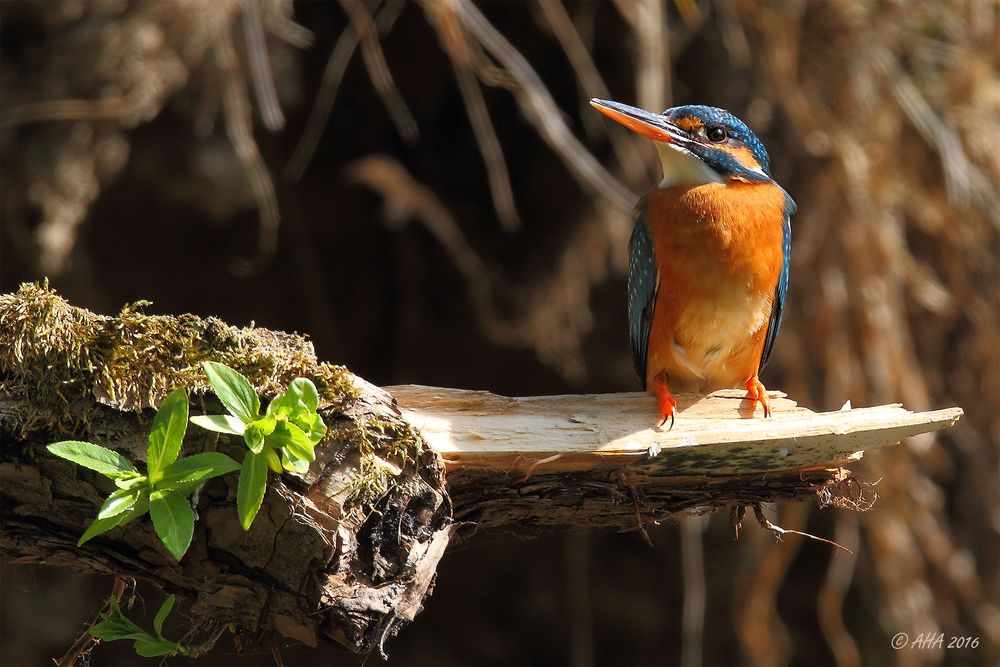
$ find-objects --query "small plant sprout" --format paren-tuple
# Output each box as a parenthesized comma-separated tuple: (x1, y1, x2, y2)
(191, 362, 327, 531)
(89, 594, 188, 658)
(46, 388, 240, 560)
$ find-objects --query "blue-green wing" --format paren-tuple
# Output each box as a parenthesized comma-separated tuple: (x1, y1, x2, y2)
(758, 193, 795, 372)
(628, 213, 659, 389)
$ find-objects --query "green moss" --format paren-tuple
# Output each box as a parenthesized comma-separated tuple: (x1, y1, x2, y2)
(311, 362, 362, 408)
(0, 282, 360, 432)
(340, 415, 423, 513)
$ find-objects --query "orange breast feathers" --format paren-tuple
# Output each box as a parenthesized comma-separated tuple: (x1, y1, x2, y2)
(642, 181, 787, 391)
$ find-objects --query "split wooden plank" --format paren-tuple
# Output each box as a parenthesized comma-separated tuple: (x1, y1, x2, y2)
(387, 385, 963, 477)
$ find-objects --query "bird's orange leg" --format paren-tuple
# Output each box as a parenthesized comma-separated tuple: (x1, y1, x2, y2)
(653, 371, 677, 429)
(744, 374, 771, 417)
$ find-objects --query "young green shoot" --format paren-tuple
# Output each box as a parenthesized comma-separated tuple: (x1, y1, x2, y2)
(89, 594, 188, 658)
(47, 388, 240, 560)
(191, 362, 327, 531)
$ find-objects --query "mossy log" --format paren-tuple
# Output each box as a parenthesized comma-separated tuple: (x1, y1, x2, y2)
(0, 284, 964, 658)
(0, 284, 450, 657)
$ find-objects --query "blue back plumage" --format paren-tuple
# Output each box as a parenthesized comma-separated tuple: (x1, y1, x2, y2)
(628, 209, 658, 389)
(758, 193, 796, 372)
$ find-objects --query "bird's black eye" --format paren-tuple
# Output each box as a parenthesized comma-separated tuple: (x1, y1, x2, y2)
(706, 125, 728, 143)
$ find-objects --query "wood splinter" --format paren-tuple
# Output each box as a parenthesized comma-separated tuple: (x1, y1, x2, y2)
(388, 384, 963, 532)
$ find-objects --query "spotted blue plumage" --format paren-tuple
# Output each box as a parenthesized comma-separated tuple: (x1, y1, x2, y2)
(628, 207, 658, 389)
(758, 193, 796, 372)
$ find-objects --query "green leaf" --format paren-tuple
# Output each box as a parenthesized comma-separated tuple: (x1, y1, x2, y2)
(267, 377, 319, 419)
(97, 486, 142, 520)
(113, 473, 147, 491)
(89, 618, 148, 642)
(149, 489, 194, 561)
(156, 452, 241, 490)
(90, 597, 149, 641)
(268, 421, 315, 462)
(79, 514, 130, 546)
(79, 496, 149, 546)
(244, 416, 277, 455)
(265, 390, 298, 419)
(250, 415, 277, 435)
(89, 595, 187, 657)
(202, 362, 260, 424)
(280, 449, 310, 474)
(264, 377, 326, 448)
(153, 595, 175, 637)
(146, 388, 189, 481)
(236, 451, 268, 531)
(89, 623, 147, 642)
(47, 441, 137, 477)
(264, 446, 283, 473)
(289, 378, 319, 413)
(190, 414, 246, 435)
(134, 638, 183, 657)
(292, 411, 327, 445)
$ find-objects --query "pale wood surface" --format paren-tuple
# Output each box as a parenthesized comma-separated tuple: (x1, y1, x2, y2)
(387, 385, 963, 477)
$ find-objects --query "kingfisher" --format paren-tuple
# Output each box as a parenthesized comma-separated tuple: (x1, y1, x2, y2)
(591, 99, 794, 428)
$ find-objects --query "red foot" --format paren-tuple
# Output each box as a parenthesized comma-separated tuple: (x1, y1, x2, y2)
(653, 372, 677, 429)
(744, 375, 771, 417)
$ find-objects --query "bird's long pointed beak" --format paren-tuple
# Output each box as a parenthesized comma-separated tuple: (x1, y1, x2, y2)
(589, 98, 686, 144)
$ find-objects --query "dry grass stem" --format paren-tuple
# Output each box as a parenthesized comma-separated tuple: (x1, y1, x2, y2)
(634, 0, 670, 112)
(449, 0, 637, 212)
(817, 514, 863, 667)
(214, 26, 282, 275)
(538, 0, 648, 182)
(285, 1, 405, 181)
(339, 0, 419, 143)
(242, 0, 286, 132)
(425, 2, 522, 232)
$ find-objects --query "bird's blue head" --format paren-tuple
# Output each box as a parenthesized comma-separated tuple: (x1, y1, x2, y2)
(590, 99, 772, 186)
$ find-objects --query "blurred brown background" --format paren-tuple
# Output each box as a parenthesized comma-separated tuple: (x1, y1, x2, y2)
(1, 1, 998, 665)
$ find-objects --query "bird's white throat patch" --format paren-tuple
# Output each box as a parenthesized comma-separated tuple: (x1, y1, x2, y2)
(655, 142, 725, 188)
